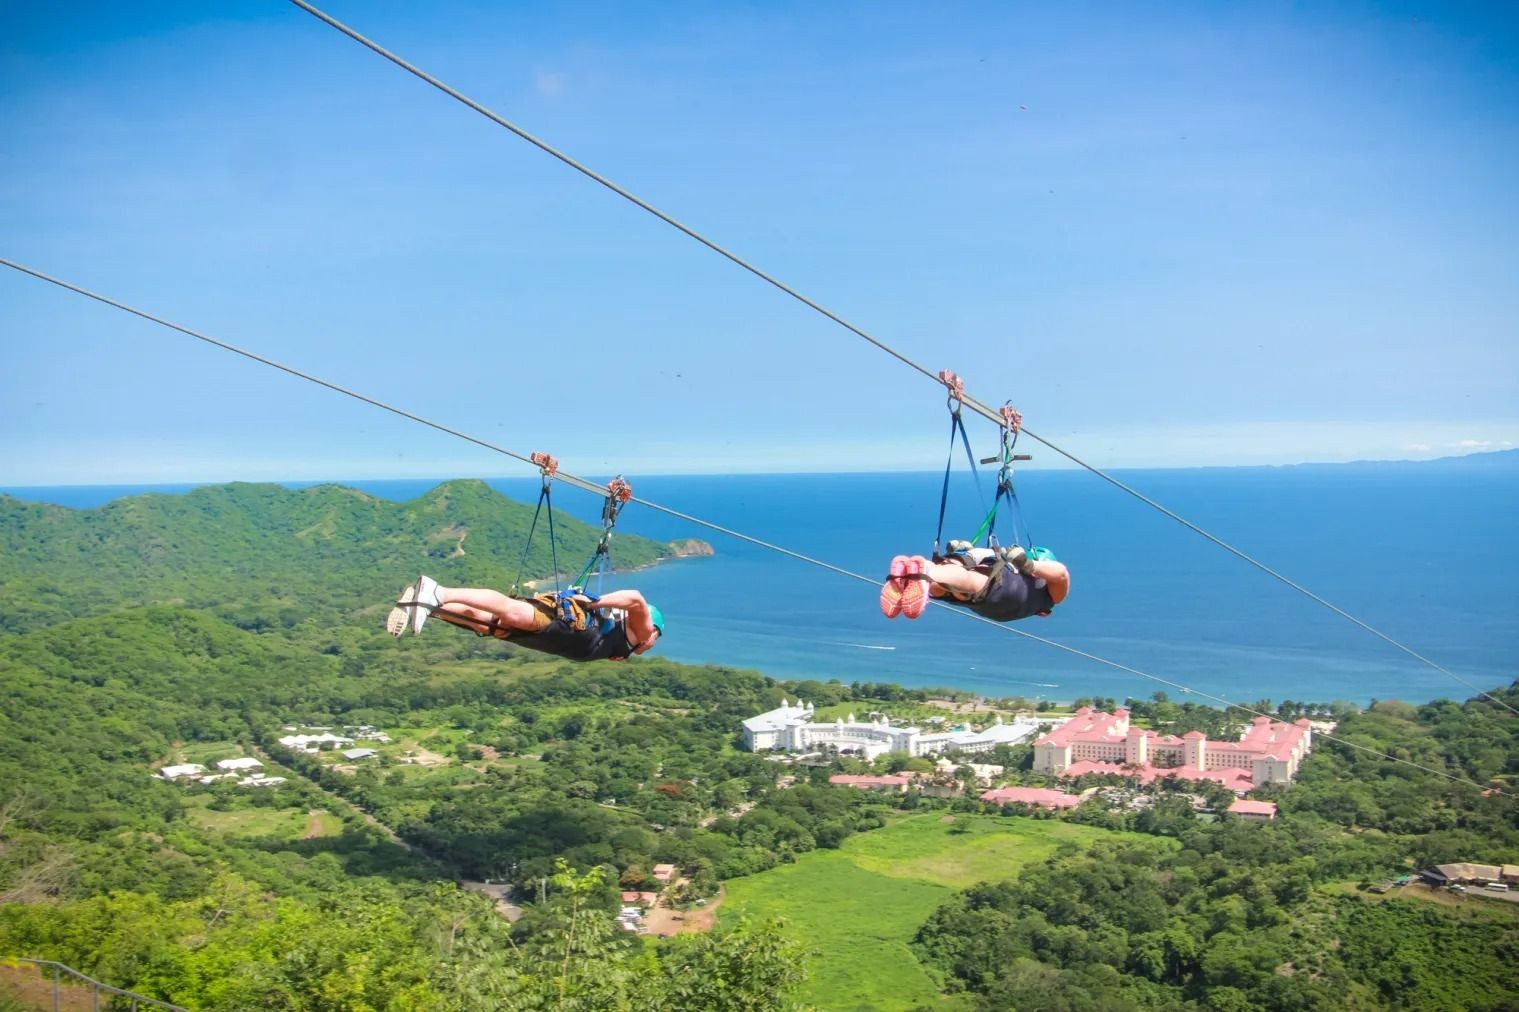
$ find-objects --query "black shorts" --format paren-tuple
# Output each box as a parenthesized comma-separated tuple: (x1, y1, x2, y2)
(962, 568, 1054, 622)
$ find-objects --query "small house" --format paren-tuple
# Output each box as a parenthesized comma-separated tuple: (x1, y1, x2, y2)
(1227, 799, 1278, 822)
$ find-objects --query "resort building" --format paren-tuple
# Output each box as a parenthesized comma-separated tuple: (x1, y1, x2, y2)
(980, 786, 1083, 810)
(278, 733, 355, 752)
(934, 759, 1004, 785)
(742, 700, 1043, 759)
(1227, 799, 1279, 821)
(158, 764, 206, 781)
(1426, 862, 1518, 886)
(828, 774, 914, 793)
(1032, 707, 1314, 792)
(216, 757, 263, 771)
(915, 717, 1044, 755)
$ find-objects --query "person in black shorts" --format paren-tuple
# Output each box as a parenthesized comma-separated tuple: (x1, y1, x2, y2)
(386, 575, 663, 662)
(881, 545, 1069, 622)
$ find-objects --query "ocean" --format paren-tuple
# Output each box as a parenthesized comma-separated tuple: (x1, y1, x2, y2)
(7, 463, 1518, 707)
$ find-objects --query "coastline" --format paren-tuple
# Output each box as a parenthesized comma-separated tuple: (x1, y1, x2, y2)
(5, 472, 1512, 710)
(521, 539, 716, 591)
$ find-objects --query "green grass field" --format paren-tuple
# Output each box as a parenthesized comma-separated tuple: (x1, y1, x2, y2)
(177, 740, 248, 765)
(183, 799, 314, 838)
(720, 813, 1160, 1011)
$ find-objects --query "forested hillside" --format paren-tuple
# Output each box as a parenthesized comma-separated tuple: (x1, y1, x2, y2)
(1, 482, 1516, 1010)
(913, 687, 1519, 1010)
(0, 480, 672, 634)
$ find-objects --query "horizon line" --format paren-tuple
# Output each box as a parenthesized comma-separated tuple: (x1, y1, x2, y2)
(3, 446, 1515, 492)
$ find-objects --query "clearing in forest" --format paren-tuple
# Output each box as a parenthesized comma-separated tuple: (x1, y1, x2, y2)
(720, 814, 1159, 1011)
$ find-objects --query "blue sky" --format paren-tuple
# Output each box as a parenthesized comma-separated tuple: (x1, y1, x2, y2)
(3, 0, 1516, 483)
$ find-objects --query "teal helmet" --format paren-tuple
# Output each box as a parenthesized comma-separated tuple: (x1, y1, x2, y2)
(1029, 546, 1058, 563)
(648, 604, 665, 636)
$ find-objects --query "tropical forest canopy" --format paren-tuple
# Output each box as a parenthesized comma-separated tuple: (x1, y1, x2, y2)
(0, 481, 1515, 1010)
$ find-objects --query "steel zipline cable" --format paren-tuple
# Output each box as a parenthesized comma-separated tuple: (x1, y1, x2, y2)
(0, 257, 1508, 795)
(282, 0, 1518, 719)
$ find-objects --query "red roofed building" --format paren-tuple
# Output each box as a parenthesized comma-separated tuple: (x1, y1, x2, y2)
(1033, 708, 1313, 791)
(980, 786, 1083, 810)
(1228, 799, 1279, 821)
(827, 774, 913, 794)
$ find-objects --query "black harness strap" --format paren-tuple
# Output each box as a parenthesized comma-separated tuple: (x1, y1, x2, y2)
(512, 454, 564, 596)
(933, 399, 987, 558)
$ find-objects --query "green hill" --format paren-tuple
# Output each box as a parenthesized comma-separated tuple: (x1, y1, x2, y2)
(0, 480, 675, 634)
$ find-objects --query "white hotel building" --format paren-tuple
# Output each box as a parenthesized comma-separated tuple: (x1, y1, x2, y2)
(742, 699, 1043, 759)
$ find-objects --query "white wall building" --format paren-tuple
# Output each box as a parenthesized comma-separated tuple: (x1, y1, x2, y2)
(917, 716, 1044, 755)
(742, 702, 1043, 759)
(159, 764, 206, 781)
(278, 733, 355, 752)
(742, 699, 815, 751)
(216, 757, 263, 771)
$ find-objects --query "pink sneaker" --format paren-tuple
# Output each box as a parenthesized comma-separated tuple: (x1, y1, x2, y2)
(880, 555, 910, 619)
(901, 556, 930, 619)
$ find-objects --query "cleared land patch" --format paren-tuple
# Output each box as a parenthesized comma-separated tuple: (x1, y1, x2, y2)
(720, 814, 1156, 1011)
(183, 801, 311, 838)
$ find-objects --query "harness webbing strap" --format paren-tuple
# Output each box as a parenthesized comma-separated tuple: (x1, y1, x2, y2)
(933, 405, 987, 556)
(544, 482, 561, 593)
(572, 476, 634, 593)
(511, 481, 551, 594)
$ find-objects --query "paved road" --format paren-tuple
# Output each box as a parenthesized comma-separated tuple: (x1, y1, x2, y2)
(1472, 885, 1519, 904)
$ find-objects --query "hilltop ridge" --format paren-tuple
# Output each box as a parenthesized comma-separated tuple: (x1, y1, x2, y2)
(0, 479, 705, 635)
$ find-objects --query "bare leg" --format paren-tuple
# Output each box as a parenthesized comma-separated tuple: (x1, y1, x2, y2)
(921, 557, 1069, 605)
(432, 586, 542, 633)
(921, 560, 989, 600)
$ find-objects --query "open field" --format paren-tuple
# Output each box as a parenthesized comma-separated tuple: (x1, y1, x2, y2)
(304, 809, 343, 838)
(176, 740, 248, 765)
(845, 813, 1156, 890)
(182, 798, 314, 838)
(720, 814, 1161, 1011)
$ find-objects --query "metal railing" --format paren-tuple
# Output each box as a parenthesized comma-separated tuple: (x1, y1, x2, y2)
(3, 958, 187, 1012)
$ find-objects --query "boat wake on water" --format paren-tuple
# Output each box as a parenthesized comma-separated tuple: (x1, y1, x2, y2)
(831, 642, 898, 651)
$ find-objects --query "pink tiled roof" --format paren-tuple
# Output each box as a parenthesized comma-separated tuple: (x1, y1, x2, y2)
(1228, 799, 1278, 817)
(1170, 766, 1255, 793)
(1042, 708, 1307, 770)
(828, 774, 912, 787)
(1059, 760, 1255, 793)
(980, 786, 1082, 809)
(1038, 708, 1129, 747)
(1063, 759, 1158, 783)
(1238, 718, 1309, 761)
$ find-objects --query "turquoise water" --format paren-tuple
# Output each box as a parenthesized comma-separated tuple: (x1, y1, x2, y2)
(8, 461, 1518, 706)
